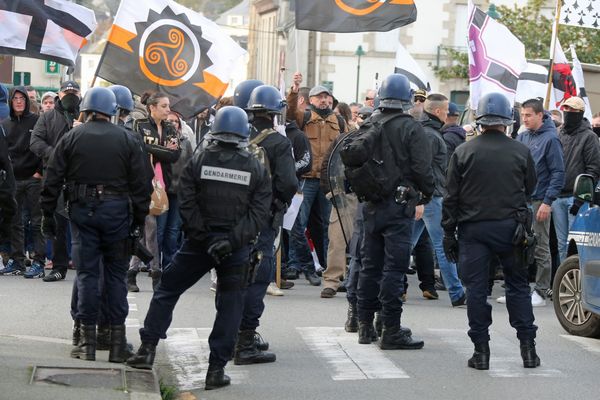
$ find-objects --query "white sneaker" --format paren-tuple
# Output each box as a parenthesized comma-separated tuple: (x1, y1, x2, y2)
(496, 295, 506, 304)
(531, 291, 546, 307)
(267, 282, 284, 296)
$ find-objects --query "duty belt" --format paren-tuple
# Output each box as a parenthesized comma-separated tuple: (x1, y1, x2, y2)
(77, 184, 128, 199)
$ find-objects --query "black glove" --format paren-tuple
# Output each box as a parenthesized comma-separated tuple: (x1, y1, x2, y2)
(41, 213, 57, 239)
(207, 239, 233, 265)
(569, 198, 584, 216)
(130, 222, 143, 239)
(443, 233, 459, 264)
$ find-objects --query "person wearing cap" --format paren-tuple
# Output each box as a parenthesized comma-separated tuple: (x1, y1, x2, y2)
(40, 92, 57, 113)
(0, 87, 45, 278)
(442, 92, 539, 371)
(30, 80, 82, 282)
(442, 102, 467, 164)
(554, 96, 600, 262)
(127, 106, 272, 391)
(286, 82, 347, 287)
(409, 89, 427, 120)
(40, 87, 150, 363)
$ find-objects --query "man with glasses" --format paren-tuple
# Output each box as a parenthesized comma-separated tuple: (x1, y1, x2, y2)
(410, 89, 427, 120)
(364, 89, 376, 108)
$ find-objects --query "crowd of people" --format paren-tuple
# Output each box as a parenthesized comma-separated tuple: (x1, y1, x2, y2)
(1, 71, 600, 388)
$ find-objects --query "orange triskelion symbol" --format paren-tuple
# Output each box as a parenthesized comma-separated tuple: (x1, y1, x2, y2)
(334, 0, 414, 16)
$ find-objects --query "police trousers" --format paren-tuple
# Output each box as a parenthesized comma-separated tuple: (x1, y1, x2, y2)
(70, 198, 130, 325)
(140, 238, 250, 369)
(458, 219, 537, 344)
(358, 198, 414, 328)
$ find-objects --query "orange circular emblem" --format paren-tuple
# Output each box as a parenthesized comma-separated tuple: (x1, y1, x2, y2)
(334, 0, 412, 16)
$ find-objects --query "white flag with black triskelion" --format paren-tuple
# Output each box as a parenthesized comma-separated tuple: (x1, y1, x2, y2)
(0, 0, 97, 66)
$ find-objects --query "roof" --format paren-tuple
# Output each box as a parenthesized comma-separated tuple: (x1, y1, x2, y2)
(216, 0, 249, 25)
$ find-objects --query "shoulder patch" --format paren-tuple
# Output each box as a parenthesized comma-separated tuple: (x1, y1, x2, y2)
(201, 166, 251, 186)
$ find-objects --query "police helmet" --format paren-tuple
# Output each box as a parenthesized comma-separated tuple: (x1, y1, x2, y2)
(108, 85, 134, 112)
(378, 73, 413, 110)
(475, 93, 514, 127)
(233, 79, 264, 108)
(210, 106, 250, 144)
(246, 85, 285, 114)
(80, 87, 117, 117)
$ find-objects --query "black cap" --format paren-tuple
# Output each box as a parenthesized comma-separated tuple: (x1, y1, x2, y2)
(60, 80, 80, 92)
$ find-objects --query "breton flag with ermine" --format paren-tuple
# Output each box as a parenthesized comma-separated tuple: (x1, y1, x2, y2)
(467, 0, 527, 109)
(560, 0, 600, 30)
(96, 0, 246, 119)
(295, 0, 417, 33)
(0, 0, 96, 67)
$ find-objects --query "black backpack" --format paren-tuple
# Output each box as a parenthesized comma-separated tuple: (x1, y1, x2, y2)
(340, 113, 403, 203)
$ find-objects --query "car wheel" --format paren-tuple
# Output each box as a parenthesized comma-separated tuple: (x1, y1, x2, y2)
(552, 255, 600, 338)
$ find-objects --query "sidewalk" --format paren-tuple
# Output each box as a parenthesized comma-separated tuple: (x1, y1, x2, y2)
(0, 333, 161, 400)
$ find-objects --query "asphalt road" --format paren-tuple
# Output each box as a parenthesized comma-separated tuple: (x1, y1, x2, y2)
(1, 271, 599, 400)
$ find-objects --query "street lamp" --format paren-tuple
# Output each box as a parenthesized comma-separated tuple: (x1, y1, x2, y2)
(487, 4, 502, 19)
(355, 45, 366, 103)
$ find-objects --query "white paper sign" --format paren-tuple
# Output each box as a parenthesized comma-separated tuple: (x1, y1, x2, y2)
(283, 193, 304, 231)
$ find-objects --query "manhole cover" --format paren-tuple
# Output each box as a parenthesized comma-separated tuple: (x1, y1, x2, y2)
(30, 366, 125, 390)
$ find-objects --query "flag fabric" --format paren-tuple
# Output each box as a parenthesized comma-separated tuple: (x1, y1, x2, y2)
(393, 41, 430, 91)
(467, 0, 527, 109)
(551, 38, 577, 108)
(570, 45, 594, 121)
(560, 0, 600, 30)
(516, 63, 553, 106)
(96, 0, 246, 119)
(0, 0, 96, 66)
(295, 0, 417, 33)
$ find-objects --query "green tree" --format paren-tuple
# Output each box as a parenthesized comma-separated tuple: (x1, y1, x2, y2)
(433, 0, 600, 82)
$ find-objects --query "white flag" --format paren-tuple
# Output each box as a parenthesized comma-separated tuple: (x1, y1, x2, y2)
(516, 63, 552, 106)
(551, 38, 578, 108)
(560, 0, 600, 30)
(393, 42, 430, 91)
(570, 45, 594, 121)
(467, 0, 527, 109)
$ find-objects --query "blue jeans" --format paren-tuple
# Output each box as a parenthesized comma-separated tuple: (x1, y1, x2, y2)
(552, 197, 575, 263)
(288, 179, 331, 273)
(157, 194, 182, 268)
(412, 197, 465, 302)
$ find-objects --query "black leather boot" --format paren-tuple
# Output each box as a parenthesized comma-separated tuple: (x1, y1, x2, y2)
(70, 324, 96, 361)
(358, 322, 378, 344)
(254, 331, 269, 351)
(234, 330, 276, 365)
(520, 339, 541, 368)
(72, 320, 81, 346)
(97, 325, 110, 351)
(126, 342, 156, 369)
(468, 342, 490, 370)
(205, 366, 230, 390)
(374, 312, 382, 336)
(345, 303, 358, 333)
(108, 325, 134, 363)
(127, 270, 139, 292)
(379, 325, 424, 350)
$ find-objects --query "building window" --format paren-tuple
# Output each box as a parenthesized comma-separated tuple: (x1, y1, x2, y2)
(229, 15, 242, 26)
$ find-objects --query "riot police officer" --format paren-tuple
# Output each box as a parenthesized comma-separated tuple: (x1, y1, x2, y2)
(442, 92, 539, 370)
(357, 73, 434, 349)
(127, 106, 272, 391)
(40, 87, 150, 362)
(233, 84, 297, 365)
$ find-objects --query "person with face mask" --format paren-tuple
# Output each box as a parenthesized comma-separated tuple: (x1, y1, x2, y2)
(554, 97, 600, 262)
(592, 112, 600, 139)
(30, 80, 82, 282)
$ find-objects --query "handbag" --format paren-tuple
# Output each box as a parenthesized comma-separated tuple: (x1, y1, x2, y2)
(149, 155, 169, 216)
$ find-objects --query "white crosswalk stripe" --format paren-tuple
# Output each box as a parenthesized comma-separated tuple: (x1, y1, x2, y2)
(430, 328, 563, 378)
(297, 327, 409, 380)
(164, 328, 249, 391)
(125, 318, 140, 328)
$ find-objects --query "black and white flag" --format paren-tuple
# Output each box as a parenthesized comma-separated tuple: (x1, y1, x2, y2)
(560, 0, 600, 30)
(0, 0, 97, 66)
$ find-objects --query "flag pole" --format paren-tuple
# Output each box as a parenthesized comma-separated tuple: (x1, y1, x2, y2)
(545, 0, 563, 110)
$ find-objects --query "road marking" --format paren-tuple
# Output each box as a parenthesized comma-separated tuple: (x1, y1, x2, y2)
(129, 304, 138, 312)
(164, 328, 249, 390)
(561, 334, 600, 353)
(430, 328, 563, 378)
(297, 327, 409, 381)
(126, 318, 140, 328)
(0, 334, 71, 345)
(127, 294, 136, 300)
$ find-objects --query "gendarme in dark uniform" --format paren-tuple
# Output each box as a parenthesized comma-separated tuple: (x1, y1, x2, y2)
(40, 87, 150, 363)
(442, 92, 539, 371)
(127, 106, 272, 391)
(357, 73, 434, 350)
